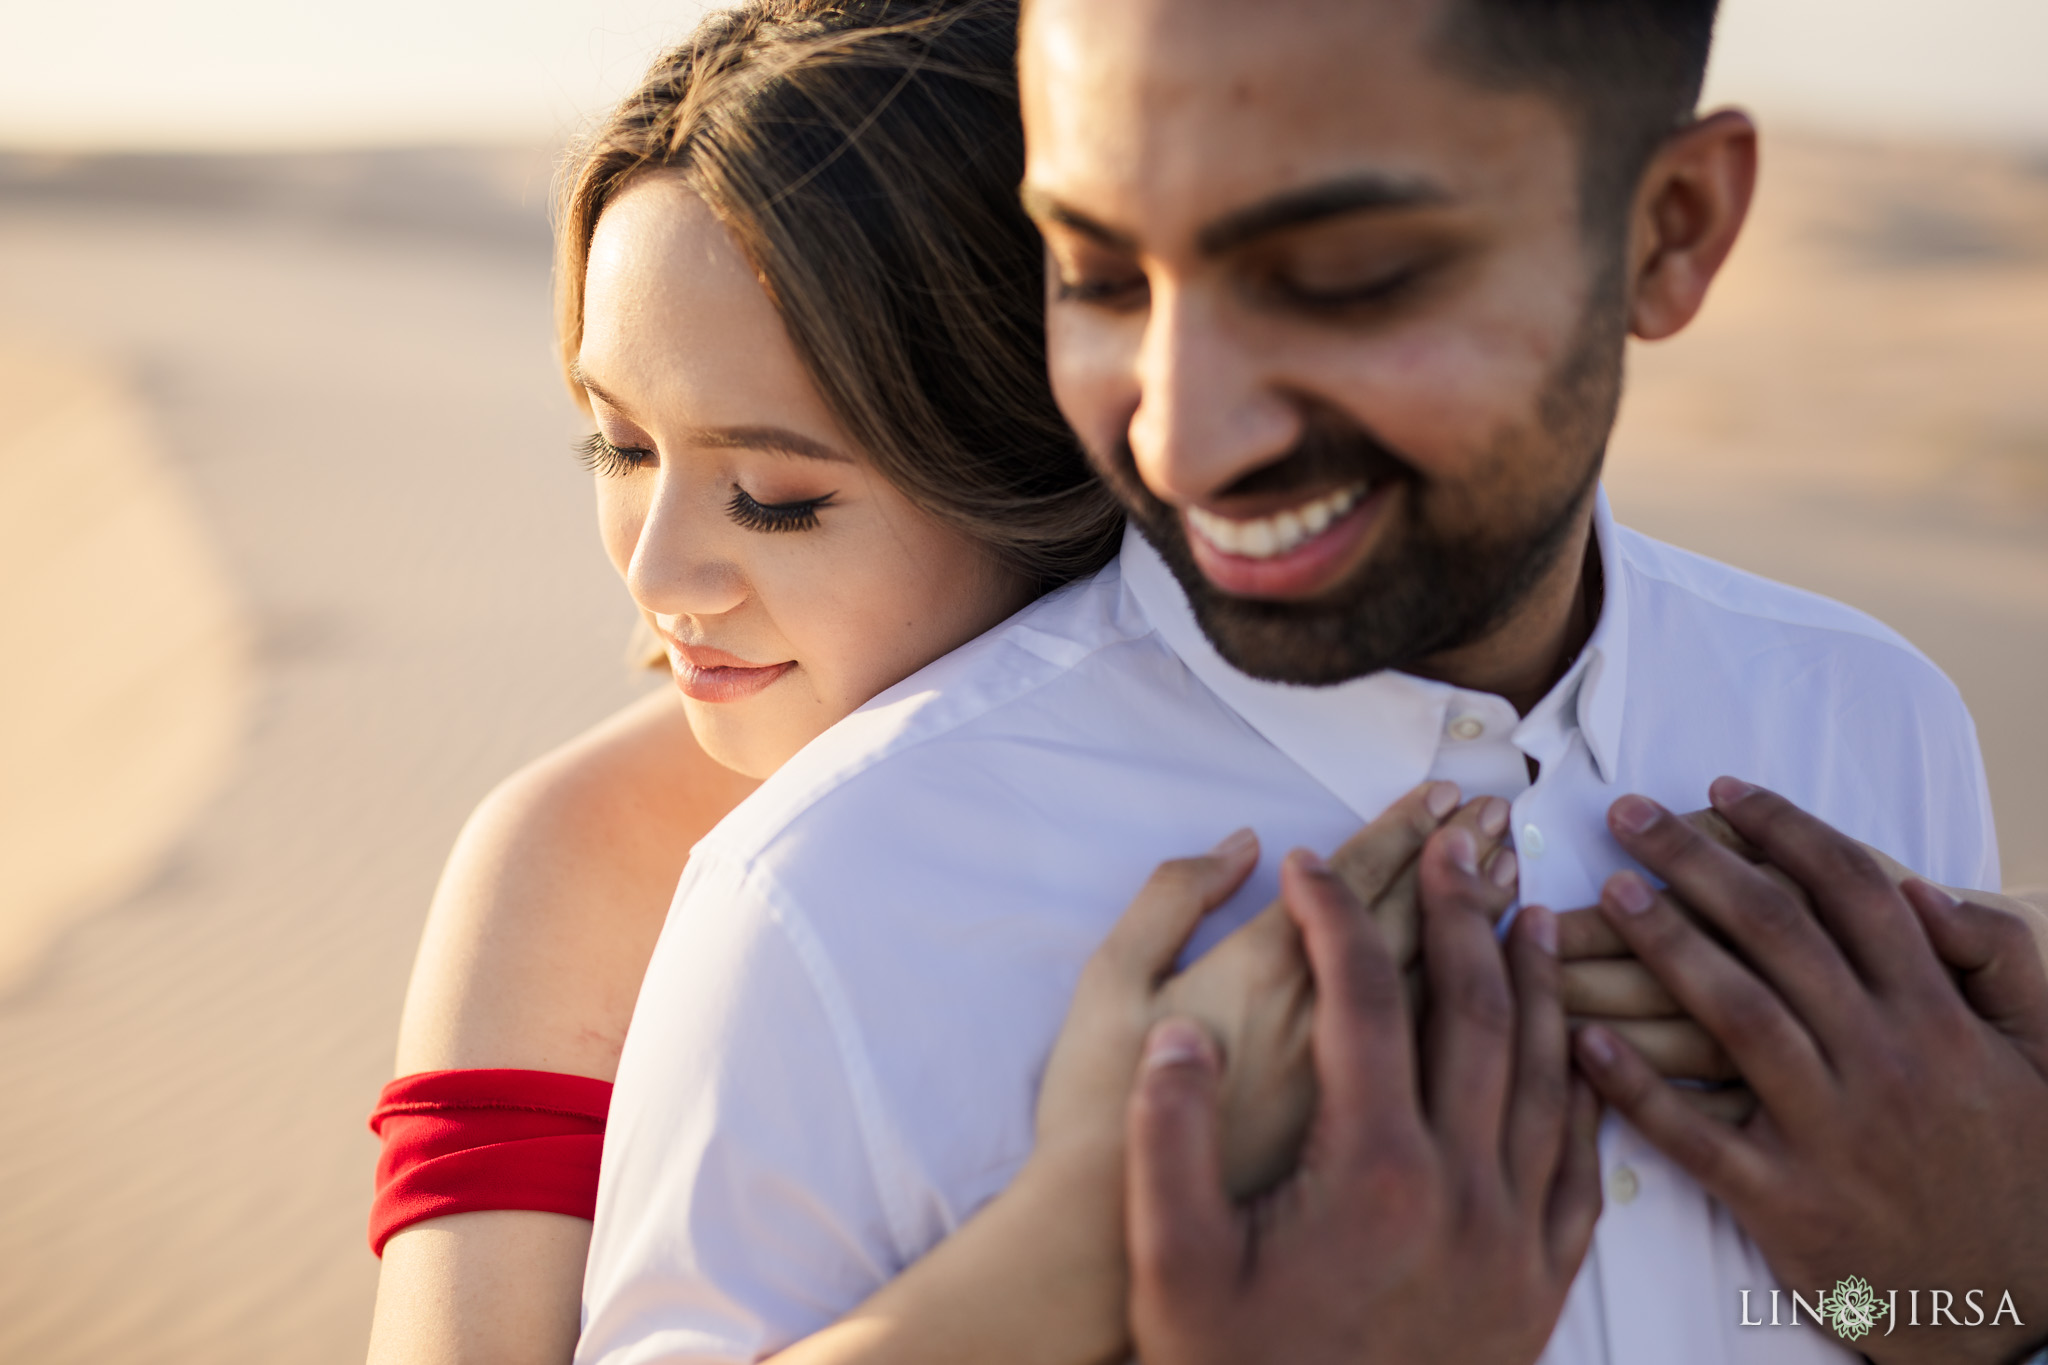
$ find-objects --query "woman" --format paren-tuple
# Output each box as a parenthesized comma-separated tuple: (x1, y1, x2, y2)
(361, 8, 1531, 1362)
(365, 1, 1987, 1360)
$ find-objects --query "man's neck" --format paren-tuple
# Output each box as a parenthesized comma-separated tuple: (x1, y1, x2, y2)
(1405, 506, 1603, 717)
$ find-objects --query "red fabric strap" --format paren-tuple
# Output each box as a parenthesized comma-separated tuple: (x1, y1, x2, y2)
(367, 1068, 613, 1256)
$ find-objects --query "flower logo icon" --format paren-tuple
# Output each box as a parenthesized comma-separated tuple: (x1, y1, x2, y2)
(1819, 1276, 1883, 1342)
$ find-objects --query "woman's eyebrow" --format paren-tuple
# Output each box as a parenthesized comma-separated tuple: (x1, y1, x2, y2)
(571, 364, 851, 463)
(685, 426, 853, 464)
(570, 361, 637, 419)
(1019, 185, 1138, 252)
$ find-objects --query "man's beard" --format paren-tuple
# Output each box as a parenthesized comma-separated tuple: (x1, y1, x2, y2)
(1100, 295, 1624, 688)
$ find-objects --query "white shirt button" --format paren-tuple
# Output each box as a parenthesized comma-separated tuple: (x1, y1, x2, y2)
(1609, 1163, 1640, 1205)
(1448, 716, 1485, 741)
(1520, 823, 1546, 857)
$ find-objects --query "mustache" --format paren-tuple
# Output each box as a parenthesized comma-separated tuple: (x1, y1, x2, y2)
(1109, 407, 1420, 515)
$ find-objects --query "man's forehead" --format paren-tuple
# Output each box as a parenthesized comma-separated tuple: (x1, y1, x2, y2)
(1021, 0, 1555, 240)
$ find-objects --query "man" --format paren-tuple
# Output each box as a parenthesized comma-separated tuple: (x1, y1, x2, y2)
(1017, 0, 2037, 1360)
(580, 1, 2030, 1361)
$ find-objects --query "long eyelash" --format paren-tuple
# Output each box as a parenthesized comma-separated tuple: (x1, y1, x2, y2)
(727, 485, 834, 533)
(1054, 274, 1147, 305)
(577, 432, 653, 477)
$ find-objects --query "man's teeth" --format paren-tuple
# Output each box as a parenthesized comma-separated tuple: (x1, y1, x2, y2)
(1185, 484, 1367, 560)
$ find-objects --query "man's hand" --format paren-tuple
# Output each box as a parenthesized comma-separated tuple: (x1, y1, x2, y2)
(1558, 809, 1754, 1121)
(1573, 780, 2048, 1365)
(1126, 831, 1601, 1365)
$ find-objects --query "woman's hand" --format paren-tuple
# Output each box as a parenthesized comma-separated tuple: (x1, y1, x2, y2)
(1039, 782, 1517, 1196)
(1033, 828, 1270, 1171)
(767, 836, 1268, 1365)
(1152, 782, 1519, 1197)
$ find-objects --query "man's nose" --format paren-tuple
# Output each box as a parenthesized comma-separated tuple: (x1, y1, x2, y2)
(1127, 284, 1299, 506)
(625, 468, 748, 620)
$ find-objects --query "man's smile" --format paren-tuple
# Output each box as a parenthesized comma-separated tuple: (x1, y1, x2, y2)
(1181, 480, 1393, 601)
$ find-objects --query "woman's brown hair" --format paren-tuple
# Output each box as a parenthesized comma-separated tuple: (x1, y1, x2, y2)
(556, 0, 1124, 596)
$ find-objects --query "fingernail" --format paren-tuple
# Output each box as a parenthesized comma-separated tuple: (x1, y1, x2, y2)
(1288, 846, 1327, 875)
(1426, 781, 1459, 820)
(1606, 871, 1655, 916)
(1710, 776, 1759, 808)
(1611, 795, 1664, 836)
(1522, 904, 1557, 953)
(1491, 848, 1520, 888)
(1906, 877, 1961, 911)
(1445, 826, 1479, 876)
(1144, 1018, 1213, 1072)
(1210, 827, 1256, 858)
(1577, 1026, 1617, 1068)
(1479, 797, 1509, 839)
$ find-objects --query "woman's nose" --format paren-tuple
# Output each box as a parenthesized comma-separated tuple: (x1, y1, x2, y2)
(625, 468, 748, 620)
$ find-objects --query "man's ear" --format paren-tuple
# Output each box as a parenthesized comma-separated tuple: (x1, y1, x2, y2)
(1625, 109, 1758, 342)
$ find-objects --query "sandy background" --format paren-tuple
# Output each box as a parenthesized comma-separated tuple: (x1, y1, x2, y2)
(0, 132, 2042, 1362)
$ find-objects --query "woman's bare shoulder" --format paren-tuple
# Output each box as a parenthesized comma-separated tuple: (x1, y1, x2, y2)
(392, 685, 760, 1080)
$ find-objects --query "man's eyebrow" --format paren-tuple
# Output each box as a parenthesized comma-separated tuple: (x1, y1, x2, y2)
(1019, 185, 1139, 253)
(1195, 173, 1448, 256)
(570, 363, 851, 464)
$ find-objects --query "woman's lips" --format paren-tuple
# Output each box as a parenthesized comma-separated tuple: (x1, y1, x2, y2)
(663, 641, 796, 704)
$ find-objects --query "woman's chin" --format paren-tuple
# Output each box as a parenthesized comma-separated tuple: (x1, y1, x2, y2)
(681, 695, 830, 782)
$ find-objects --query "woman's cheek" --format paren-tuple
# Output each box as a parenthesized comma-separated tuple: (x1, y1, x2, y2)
(594, 481, 647, 581)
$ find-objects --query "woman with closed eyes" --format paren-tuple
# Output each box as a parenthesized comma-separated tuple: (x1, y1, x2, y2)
(359, 3, 1855, 1362)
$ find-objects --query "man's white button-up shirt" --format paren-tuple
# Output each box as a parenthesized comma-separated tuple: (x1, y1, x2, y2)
(578, 493, 1999, 1365)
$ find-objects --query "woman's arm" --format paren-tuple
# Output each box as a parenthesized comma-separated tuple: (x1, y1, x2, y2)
(370, 1213, 596, 1365)
(366, 687, 759, 1365)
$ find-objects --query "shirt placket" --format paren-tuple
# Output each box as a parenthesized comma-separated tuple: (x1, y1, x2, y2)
(1510, 717, 1741, 1365)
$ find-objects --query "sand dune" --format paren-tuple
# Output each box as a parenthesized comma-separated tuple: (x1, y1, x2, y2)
(0, 131, 2040, 1364)
(0, 150, 644, 1365)
(0, 342, 250, 990)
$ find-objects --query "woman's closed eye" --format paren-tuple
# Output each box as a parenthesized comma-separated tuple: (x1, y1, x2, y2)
(578, 432, 654, 477)
(1053, 269, 1148, 309)
(727, 485, 836, 534)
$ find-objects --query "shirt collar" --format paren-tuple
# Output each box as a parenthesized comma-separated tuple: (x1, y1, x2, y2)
(1120, 488, 1628, 817)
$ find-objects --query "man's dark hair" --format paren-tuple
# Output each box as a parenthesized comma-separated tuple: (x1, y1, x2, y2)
(1435, 0, 1720, 236)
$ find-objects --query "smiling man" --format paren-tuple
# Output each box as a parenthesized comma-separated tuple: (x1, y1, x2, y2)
(578, 2, 2007, 1363)
(1018, 0, 2013, 1361)
(1024, 0, 1694, 712)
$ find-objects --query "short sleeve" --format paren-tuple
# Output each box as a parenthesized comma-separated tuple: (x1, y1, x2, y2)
(576, 852, 912, 1365)
(1945, 703, 2002, 894)
(1893, 659, 2002, 893)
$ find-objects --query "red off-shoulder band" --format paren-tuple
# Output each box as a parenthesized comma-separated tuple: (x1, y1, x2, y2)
(368, 1068, 613, 1256)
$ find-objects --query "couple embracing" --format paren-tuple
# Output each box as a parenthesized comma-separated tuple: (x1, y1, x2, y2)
(367, 2, 2048, 1363)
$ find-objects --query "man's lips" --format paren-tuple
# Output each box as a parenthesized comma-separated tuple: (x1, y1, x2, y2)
(1182, 482, 1391, 599)
(662, 639, 796, 704)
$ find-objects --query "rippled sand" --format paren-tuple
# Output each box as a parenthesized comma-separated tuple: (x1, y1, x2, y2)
(0, 132, 2040, 1363)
